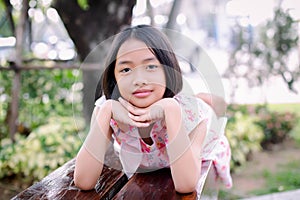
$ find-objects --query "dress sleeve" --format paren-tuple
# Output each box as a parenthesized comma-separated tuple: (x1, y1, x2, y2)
(95, 95, 106, 107)
(174, 94, 213, 135)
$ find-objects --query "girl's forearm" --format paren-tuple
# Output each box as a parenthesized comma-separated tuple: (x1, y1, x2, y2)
(168, 141, 201, 193)
(74, 102, 113, 190)
(195, 93, 227, 117)
(163, 100, 201, 193)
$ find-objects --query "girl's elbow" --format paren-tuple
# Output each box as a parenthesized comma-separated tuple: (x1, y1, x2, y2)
(174, 181, 197, 194)
(74, 175, 96, 190)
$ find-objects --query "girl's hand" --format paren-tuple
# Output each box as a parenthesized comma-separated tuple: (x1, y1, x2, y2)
(118, 97, 172, 126)
(110, 99, 150, 128)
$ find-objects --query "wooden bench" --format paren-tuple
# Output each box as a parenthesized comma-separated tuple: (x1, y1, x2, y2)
(12, 146, 219, 200)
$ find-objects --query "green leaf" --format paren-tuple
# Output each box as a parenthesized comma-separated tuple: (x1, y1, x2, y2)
(77, 0, 89, 10)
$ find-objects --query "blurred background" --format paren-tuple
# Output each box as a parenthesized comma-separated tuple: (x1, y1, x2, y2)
(0, 0, 299, 199)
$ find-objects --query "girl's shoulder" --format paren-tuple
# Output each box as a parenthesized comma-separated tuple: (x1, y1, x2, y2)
(173, 93, 213, 133)
(95, 96, 106, 107)
(174, 93, 211, 113)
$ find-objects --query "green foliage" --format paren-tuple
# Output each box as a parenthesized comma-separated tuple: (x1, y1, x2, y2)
(255, 110, 298, 148)
(289, 117, 300, 146)
(0, 116, 85, 182)
(0, 70, 13, 136)
(0, 69, 82, 139)
(0, 1, 14, 37)
(226, 103, 299, 170)
(268, 103, 300, 145)
(226, 5, 299, 93)
(77, 0, 89, 10)
(264, 7, 298, 55)
(226, 108, 264, 169)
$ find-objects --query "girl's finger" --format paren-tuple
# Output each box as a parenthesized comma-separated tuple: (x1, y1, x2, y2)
(128, 118, 150, 127)
(128, 112, 150, 122)
(119, 97, 147, 116)
(118, 97, 136, 114)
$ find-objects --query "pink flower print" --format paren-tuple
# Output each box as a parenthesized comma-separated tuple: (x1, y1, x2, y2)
(140, 140, 151, 153)
(221, 165, 226, 171)
(153, 132, 157, 138)
(115, 137, 122, 145)
(156, 141, 166, 150)
(165, 138, 168, 144)
(129, 126, 135, 132)
(226, 147, 230, 156)
(111, 119, 118, 126)
(185, 109, 195, 121)
(220, 152, 225, 158)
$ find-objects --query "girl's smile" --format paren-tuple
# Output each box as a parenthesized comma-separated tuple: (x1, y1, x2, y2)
(114, 38, 166, 108)
(132, 88, 153, 98)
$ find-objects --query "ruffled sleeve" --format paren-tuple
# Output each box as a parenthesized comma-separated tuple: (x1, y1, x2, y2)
(95, 96, 106, 107)
(174, 94, 213, 135)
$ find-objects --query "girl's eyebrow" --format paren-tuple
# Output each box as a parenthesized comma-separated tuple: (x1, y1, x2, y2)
(116, 57, 157, 66)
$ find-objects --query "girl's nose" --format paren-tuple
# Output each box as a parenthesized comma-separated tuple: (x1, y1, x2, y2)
(133, 67, 148, 86)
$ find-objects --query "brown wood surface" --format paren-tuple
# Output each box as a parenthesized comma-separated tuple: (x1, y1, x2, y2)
(12, 147, 217, 200)
(12, 158, 127, 200)
(113, 168, 197, 200)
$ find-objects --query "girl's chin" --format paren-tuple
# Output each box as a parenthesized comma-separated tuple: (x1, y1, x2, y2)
(131, 102, 151, 108)
(128, 99, 153, 108)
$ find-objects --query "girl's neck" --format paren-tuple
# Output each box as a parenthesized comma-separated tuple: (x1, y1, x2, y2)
(138, 123, 154, 145)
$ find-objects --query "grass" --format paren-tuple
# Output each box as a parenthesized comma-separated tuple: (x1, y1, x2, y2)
(251, 161, 300, 196)
(268, 103, 300, 114)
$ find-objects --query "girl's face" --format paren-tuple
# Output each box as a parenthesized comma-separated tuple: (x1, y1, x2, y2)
(114, 38, 166, 108)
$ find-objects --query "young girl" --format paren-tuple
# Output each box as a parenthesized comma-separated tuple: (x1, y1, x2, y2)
(74, 25, 232, 193)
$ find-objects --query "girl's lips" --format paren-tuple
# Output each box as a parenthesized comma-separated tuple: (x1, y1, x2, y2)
(133, 90, 152, 98)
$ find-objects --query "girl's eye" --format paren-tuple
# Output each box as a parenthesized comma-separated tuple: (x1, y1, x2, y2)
(120, 68, 131, 73)
(146, 65, 158, 70)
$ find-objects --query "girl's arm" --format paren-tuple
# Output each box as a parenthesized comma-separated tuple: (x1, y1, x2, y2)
(159, 98, 207, 193)
(118, 97, 207, 192)
(74, 101, 113, 190)
(195, 93, 227, 117)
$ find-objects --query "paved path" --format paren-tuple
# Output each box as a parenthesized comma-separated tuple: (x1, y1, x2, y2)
(240, 189, 300, 200)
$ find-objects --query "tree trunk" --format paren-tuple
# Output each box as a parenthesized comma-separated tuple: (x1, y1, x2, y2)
(8, 0, 29, 142)
(53, 0, 136, 124)
(166, 0, 182, 30)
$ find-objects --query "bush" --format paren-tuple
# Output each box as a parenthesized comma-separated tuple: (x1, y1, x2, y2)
(228, 104, 299, 149)
(0, 69, 82, 140)
(0, 116, 85, 183)
(226, 111, 264, 170)
(255, 110, 298, 149)
(290, 118, 300, 146)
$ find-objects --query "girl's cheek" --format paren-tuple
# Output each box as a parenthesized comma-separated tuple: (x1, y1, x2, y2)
(117, 82, 131, 98)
